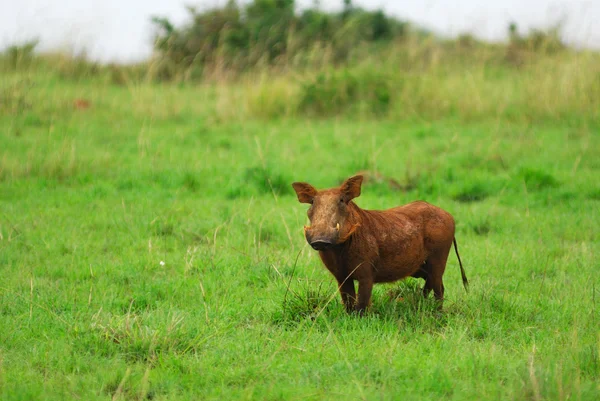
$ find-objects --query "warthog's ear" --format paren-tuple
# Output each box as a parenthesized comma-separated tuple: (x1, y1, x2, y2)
(292, 182, 317, 204)
(341, 175, 363, 201)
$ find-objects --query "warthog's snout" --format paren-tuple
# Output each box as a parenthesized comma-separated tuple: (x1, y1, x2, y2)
(309, 239, 334, 251)
(304, 226, 338, 250)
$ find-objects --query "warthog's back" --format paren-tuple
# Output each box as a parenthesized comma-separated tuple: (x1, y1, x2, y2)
(361, 201, 456, 283)
(388, 201, 456, 244)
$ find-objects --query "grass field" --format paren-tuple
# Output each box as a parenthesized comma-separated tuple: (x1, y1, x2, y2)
(1, 61, 599, 400)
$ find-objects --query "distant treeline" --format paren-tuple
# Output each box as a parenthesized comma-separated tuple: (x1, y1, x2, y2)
(149, 0, 567, 79)
(0, 0, 574, 89)
(151, 0, 412, 78)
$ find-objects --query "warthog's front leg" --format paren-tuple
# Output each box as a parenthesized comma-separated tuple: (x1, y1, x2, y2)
(336, 276, 356, 313)
(355, 277, 374, 314)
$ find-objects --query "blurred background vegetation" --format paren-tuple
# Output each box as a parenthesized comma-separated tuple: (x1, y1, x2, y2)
(1, 0, 598, 122)
(1, 3, 599, 399)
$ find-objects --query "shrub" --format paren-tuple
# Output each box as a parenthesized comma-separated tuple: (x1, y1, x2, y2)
(0, 39, 39, 70)
(518, 168, 559, 191)
(298, 68, 392, 116)
(150, 0, 409, 78)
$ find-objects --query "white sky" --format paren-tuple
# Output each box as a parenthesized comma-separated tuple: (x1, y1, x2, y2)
(1, 0, 598, 63)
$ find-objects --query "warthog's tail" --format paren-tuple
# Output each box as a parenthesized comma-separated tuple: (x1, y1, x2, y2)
(453, 238, 469, 292)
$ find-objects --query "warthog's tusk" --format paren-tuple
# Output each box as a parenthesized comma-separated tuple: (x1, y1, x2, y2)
(336, 223, 340, 231)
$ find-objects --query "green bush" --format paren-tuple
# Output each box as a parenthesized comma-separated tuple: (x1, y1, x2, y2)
(298, 68, 392, 116)
(0, 39, 38, 70)
(518, 168, 559, 191)
(150, 0, 409, 78)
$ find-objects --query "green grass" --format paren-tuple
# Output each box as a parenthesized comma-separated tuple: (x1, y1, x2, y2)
(1, 66, 599, 400)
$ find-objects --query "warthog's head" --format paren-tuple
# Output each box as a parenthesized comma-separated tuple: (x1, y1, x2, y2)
(292, 175, 363, 251)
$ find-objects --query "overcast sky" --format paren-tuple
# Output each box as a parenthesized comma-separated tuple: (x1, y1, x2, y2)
(1, 0, 599, 63)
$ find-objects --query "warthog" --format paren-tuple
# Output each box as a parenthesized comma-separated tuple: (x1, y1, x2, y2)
(292, 175, 468, 313)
